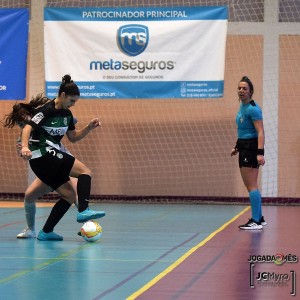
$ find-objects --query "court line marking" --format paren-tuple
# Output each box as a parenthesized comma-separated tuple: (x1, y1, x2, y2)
(0, 256, 175, 263)
(0, 243, 92, 286)
(126, 206, 250, 300)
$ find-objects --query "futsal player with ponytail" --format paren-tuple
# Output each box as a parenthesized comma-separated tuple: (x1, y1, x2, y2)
(20, 74, 106, 240)
(231, 76, 267, 230)
(3, 95, 78, 238)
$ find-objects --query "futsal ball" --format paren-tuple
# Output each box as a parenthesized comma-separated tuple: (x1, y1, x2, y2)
(80, 220, 102, 242)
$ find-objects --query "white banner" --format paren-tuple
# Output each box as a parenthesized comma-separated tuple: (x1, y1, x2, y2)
(44, 7, 228, 99)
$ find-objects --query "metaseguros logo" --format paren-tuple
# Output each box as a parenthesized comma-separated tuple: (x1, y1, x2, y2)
(89, 24, 175, 74)
(117, 24, 149, 56)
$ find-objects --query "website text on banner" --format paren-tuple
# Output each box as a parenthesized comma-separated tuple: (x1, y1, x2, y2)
(0, 8, 29, 100)
(44, 6, 228, 99)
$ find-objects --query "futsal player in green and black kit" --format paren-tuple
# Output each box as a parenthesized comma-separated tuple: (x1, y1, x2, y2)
(21, 75, 106, 241)
(231, 76, 267, 230)
(2, 96, 80, 238)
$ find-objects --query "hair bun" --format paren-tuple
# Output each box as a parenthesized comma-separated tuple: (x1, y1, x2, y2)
(62, 74, 72, 84)
(241, 76, 250, 81)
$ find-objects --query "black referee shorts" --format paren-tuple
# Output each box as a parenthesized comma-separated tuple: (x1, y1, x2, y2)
(30, 148, 75, 190)
(236, 138, 259, 169)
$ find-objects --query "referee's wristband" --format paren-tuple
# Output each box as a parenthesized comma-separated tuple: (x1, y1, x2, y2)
(257, 149, 264, 155)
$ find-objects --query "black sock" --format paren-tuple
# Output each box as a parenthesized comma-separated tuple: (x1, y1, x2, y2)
(43, 198, 71, 233)
(77, 174, 91, 212)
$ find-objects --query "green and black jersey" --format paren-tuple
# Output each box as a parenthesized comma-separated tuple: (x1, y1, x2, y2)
(28, 100, 75, 159)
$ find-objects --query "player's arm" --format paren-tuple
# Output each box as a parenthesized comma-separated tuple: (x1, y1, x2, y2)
(67, 118, 101, 143)
(253, 120, 265, 149)
(253, 119, 265, 166)
(230, 145, 238, 156)
(20, 124, 33, 160)
(16, 129, 23, 156)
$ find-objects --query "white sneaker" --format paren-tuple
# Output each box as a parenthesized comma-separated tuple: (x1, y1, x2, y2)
(239, 219, 263, 230)
(17, 228, 36, 238)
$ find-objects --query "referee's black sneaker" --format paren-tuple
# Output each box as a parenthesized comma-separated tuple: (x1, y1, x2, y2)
(239, 218, 263, 230)
(260, 216, 267, 226)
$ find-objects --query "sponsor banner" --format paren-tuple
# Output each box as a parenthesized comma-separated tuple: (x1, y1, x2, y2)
(44, 7, 227, 99)
(0, 9, 29, 100)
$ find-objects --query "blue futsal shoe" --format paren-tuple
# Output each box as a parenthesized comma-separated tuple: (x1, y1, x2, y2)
(77, 208, 106, 223)
(37, 230, 63, 241)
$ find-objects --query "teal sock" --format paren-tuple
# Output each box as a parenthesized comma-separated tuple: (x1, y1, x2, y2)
(249, 190, 262, 222)
(259, 204, 262, 219)
(24, 201, 36, 230)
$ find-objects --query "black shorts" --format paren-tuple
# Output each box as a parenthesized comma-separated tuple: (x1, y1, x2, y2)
(236, 138, 259, 168)
(29, 148, 75, 190)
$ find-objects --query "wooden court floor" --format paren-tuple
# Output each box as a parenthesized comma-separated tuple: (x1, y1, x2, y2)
(0, 202, 299, 300)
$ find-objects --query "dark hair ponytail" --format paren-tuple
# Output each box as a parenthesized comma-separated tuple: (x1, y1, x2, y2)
(2, 94, 50, 128)
(240, 76, 254, 97)
(58, 74, 80, 97)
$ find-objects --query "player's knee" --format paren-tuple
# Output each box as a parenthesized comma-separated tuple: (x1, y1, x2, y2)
(24, 196, 36, 203)
(24, 191, 37, 203)
(58, 183, 77, 203)
(64, 191, 77, 204)
(66, 186, 77, 202)
(80, 169, 92, 177)
(83, 167, 92, 177)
